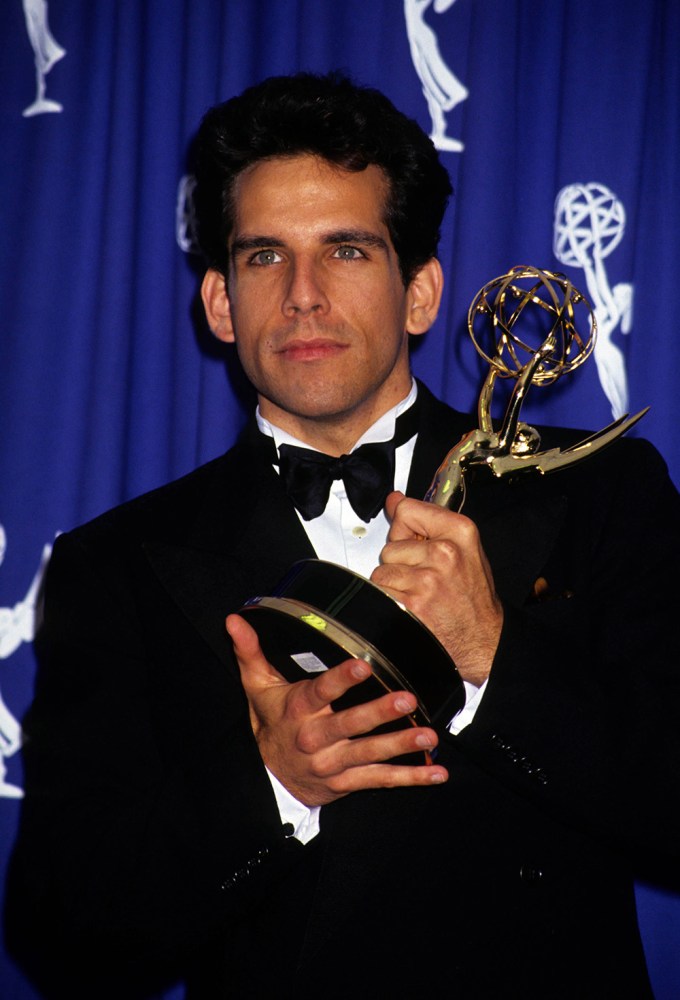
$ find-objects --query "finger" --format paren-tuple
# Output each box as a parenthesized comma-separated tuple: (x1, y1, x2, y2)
(376, 537, 429, 569)
(385, 491, 428, 542)
(301, 688, 422, 749)
(299, 657, 374, 713)
(324, 760, 449, 796)
(227, 616, 373, 704)
(387, 493, 472, 544)
(384, 490, 406, 523)
(367, 576, 412, 607)
(324, 720, 440, 769)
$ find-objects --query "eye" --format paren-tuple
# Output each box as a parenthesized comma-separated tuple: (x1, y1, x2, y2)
(249, 248, 283, 266)
(332, 245, 365, 261)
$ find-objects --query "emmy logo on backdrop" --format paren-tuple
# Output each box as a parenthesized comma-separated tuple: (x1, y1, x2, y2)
(404, 0, 468, 152)
(238, 266, 647, 742)
(176, 174, 201, 255)
(554, 183, 633, 420)
(21, 0, 66, 118)
(0, 524, 53, 798)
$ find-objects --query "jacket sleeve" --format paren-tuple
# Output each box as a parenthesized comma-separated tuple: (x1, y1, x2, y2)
(453, 438, 680, 870)
(6, 525, 306, 996)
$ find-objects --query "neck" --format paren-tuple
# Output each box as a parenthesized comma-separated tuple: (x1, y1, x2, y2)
(270, 416, 377, 456)
(259, 382, 416, 455)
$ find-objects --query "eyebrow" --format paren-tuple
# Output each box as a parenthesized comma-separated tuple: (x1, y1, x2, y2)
(321, 229, 389, 251)
(230, 229, 389, 260)
(230, 236, 285, 259)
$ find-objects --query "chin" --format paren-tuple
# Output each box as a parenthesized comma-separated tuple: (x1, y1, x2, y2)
(277, 385, 362, 421)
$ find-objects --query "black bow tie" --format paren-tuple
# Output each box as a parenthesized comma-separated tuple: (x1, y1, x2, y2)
(276, 399, 420, 523)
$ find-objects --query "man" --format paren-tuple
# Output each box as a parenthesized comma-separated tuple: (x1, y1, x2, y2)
(8, 73, 680, 998)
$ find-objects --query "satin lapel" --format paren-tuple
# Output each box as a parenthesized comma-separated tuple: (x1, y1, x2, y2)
(143, 427, 315, 672)
(405, 382, 473, 501)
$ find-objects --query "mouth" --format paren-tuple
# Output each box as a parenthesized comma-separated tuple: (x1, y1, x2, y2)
(276, 337, 349, 362)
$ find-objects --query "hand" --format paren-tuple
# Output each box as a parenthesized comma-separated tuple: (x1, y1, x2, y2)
(226, 614, 448, 807)
(370, 492, 503, 686)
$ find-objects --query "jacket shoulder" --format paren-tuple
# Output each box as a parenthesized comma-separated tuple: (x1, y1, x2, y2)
(67, 439, 258, 551)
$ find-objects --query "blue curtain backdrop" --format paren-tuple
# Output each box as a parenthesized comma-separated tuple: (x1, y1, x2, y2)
(1, 2, 678, 996)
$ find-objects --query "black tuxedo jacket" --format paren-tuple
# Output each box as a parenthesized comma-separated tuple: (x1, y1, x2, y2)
(7, 385, 680, 999)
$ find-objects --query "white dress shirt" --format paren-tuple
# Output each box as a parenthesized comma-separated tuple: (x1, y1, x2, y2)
(255, 381, 487, 841)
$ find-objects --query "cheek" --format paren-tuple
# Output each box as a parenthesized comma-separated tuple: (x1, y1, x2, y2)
(234, 336, 265, 379)
(367, 310, 409, 363)
(228, 302, 271, 363)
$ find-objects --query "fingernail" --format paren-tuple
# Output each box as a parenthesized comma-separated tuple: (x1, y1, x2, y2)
(352, 661, 370, 680)
(415, 734, 434, 749)
(430, 772, 446, 784)
(395, 696, 415, 713)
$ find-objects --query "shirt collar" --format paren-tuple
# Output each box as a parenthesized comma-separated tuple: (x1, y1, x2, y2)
(256, 378, 418, 455)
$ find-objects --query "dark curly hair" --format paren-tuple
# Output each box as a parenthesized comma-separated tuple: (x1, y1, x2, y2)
(193, 72, 453, 286)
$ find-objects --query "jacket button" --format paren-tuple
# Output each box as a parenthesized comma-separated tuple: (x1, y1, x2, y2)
(519, 865, 544, 884)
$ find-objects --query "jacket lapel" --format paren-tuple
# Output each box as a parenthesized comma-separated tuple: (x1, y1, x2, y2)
(467, 478, 568, 608)
(143, 424, 315, 672)
(408, 384, 569, 607)
(405, 381, 472, 501)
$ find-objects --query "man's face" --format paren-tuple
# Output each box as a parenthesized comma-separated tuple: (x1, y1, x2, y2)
(202, 154, 441, 448)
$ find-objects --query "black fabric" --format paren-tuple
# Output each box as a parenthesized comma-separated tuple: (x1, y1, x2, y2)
(6, 384, 680, 999)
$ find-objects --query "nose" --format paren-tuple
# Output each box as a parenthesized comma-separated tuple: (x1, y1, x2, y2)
(282, 258, 330, 317)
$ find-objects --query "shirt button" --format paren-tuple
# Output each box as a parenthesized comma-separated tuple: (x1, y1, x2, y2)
(519, 865, 544, 884)
(352, 526, 367, 538)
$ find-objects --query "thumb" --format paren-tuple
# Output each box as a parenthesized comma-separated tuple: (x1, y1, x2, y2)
(384, 490, 406, 522)
(384, 491, 428, 542)
(226, 614, 286, 690)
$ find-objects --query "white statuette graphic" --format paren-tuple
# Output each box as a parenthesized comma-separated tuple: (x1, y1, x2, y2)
(22, 0, 66, 117)
(176, 174, 201, 254)
(404, 0, 468, 152)
(554, 183, 633, 420)
(0, 524, 53, 798)
(0, 688, 23, 799)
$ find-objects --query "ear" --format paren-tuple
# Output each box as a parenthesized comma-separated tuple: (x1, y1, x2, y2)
(404, 258, 444, 337)
(201, 268, 235, 343)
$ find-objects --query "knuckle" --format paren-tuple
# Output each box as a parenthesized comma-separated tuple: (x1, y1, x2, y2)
(326, 772, 349, 794)
(300, 746, 336, 779)
(432, 538, 458, 564)
(405, 593, 425, 619)
(457, 516, 479, 545)
(287, 684, 312, 714)
(309, 758, 332, 779)
(408, 569, 438, 611)
(419, 565, 440, 590)
(373, 567, 393, 590)
(295, 724, 320, 755)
